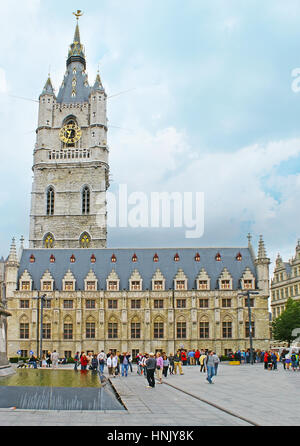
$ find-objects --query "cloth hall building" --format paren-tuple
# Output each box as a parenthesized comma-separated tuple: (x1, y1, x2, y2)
(3, 17, 271, 359)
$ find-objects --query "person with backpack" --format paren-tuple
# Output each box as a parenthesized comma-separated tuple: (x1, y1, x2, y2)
(271, 351, 278, 370)
(145, 353, 156, 388)
(205, 351, 216, 384)
(291, 351, 298, 371)
(97, 350, 106, 374)
(212, 352, 220, 375)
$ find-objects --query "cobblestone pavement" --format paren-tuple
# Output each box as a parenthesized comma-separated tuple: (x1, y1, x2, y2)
(0, 362, 298, 426)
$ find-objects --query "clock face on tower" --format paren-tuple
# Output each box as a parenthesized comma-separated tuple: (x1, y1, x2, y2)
(59, 122, 82, 144)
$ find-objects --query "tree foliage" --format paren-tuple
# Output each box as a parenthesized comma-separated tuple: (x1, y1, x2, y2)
(272, 298, 300, 346)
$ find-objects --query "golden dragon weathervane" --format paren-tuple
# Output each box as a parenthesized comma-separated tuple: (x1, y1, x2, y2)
(73, 10, 84, 21)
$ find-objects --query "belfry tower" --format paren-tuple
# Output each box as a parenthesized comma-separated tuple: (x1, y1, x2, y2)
(29, 12, 109, 249)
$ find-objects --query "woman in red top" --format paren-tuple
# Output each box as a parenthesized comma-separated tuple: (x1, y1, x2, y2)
(80, 353, 89, 370)
(263, 351, 269, 370)
(181, 350, 187, 366)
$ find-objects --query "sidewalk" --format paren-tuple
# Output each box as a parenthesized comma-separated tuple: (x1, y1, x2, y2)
(0, 362, 298, 426)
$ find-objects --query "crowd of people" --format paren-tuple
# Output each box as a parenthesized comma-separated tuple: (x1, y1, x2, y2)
(68, 349, 221, 386)
(23, 347, 300, 387)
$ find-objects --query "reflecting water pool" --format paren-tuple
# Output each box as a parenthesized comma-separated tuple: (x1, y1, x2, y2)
(0, 369, 101, 388)
(0, 369, 125, 410)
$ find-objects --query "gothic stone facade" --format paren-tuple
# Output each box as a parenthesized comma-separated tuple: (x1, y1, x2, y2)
(29, 22, 108, 249)
(5, 20, 271, 358)
(5, 244, 271, 358)
(271, 241, 300, 320)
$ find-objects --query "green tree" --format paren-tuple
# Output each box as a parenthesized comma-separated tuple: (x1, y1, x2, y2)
(272, 298, 300, 346)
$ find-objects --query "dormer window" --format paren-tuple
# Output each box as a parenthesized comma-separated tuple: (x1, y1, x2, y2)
(221, 280, 231, 290)
(42, 281, 52, 291)
(176, 280, 186, 290)
(90, 254, 96, 264)
(86, 281, 96, 291)
(132, 253, 138, 263)
(111, 254, 117, 263)
(153, 253, 159, 262)
(215, 253, 221, 261)
(198, 280, 208, 290)
(174, 253, 180, 262)
(108, 281, 118, 291)
(50, 254, 55, 263)
(30, 254, 35, 263)
(64, 281, 74, 291)
(153, 280, 163, 290)
(21, 281, 31, 291)
(236, 252, 242, 261)
(131, 281, 141, 291)
(70, 254, 76, 263)
(195, 253, 200, 262)
(243, 279, 253, 289)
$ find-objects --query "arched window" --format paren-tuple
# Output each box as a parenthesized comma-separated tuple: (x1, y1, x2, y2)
(82, 186, 90, 215)
(80, 232, 91, 248)
(44, 233, 55, 249)
(46, 187, 55, 215)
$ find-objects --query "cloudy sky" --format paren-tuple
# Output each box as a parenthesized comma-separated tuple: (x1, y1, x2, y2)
(1, 0, 300, 274)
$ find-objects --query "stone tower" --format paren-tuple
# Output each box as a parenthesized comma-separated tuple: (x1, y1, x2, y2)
(29, 17, 109, 249)
(255, 235, 270, 296)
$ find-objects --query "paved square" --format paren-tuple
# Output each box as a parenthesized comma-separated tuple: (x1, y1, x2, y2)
(0, 362, 298, 426)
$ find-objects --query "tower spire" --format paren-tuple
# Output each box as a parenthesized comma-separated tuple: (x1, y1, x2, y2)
(67, 11, 86, 69)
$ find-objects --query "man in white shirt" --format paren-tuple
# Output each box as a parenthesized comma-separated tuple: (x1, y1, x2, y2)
(51, 350, 59, 369)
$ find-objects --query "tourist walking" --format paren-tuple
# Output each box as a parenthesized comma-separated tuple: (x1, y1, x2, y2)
(263, 351, 269, 370)
(41, 354, 47, 368)
(74, 351, 80, 371)
(205, 351, 216, 384)
(181, 350, 187, 366)
(97, 350, 106, 374)
(174, 350, 184, 375)
(195, 349, 200, 366)
(80, 353, 88, 371)
(46, 351, 51, 368)
(51, 350, 59, 369)
(212, 352, 220, 375)
(156, 352, 163, 384)
(271, 351, 278, 370)
(146, 353, 156, 388)
(291, 351, 298, 371)
(128, 353, 133, 373)
(120, 352, 130, 377)
(141, 354, 148, 378)
(107, 354, 115, 377)
(136, 353, 143, 375)
(168, 353, 174, 375)
(29, 354, 37, 369)
(199, 352, 207, 373)
(162, 354, 169, 378)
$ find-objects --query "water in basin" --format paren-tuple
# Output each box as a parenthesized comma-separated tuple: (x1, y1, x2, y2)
(0, 369, 125, 411)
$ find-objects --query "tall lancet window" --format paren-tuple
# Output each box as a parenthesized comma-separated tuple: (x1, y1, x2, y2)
(46, 187, 55, 215)
(82, 186, 90, 215)
(80, 232, 91, 248)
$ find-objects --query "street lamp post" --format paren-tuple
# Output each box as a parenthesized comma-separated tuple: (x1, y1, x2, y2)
(239, 290, 260, 364)
(34, 293, 47, 365)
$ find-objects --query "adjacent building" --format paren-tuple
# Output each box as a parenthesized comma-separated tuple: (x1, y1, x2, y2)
(271, 240, 300, 319)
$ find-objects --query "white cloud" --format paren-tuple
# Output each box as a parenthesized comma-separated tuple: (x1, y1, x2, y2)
(0, 68, 8, 93)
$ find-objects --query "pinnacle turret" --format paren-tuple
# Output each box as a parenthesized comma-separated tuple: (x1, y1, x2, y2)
(257, 235, 267, 259)
(41, 75, 55, 96)
(92, 72, 104, 92)
(7, 238, 18, 265)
